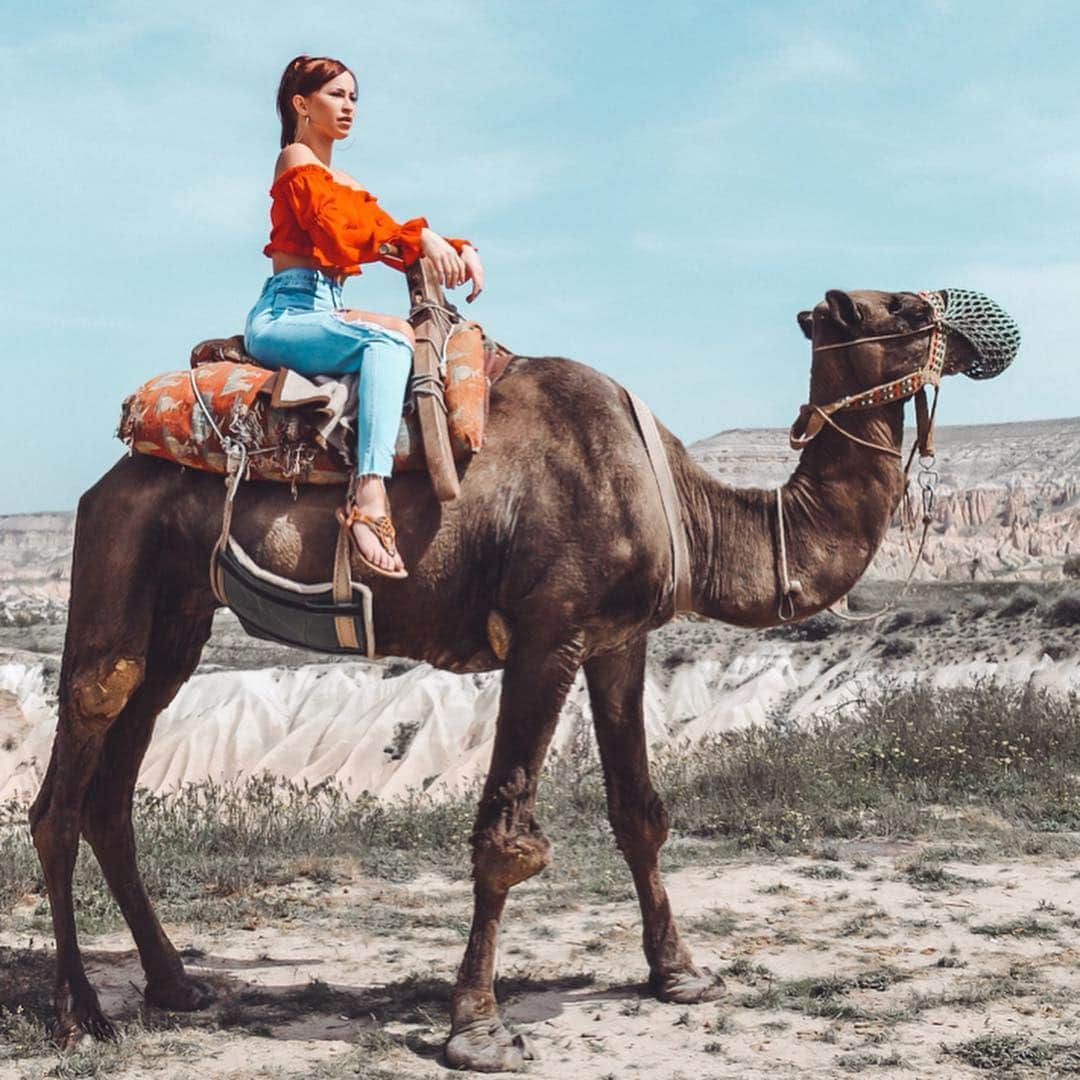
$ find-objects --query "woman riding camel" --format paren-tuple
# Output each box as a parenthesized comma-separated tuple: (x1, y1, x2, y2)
(245, 55, 483, 578)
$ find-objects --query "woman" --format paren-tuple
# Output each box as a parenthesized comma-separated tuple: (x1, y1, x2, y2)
(245, 55, 483, 578)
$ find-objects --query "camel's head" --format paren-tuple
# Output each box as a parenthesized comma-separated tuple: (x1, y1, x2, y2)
(793, 288, 1020, 426)
(799, 290, 947, 408)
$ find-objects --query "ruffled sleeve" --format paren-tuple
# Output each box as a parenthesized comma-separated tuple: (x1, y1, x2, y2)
(273, 165, 429, 269)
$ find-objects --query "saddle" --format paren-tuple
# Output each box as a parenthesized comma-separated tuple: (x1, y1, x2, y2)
(119, 261, 516, 658)
(119, 322, 511, 486)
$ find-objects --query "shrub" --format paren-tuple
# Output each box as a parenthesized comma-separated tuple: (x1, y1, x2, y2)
(880, 636, 916, 660)
(5, 685, 1080, 927)
(884, 609, 916, 633)
(1063, 554, 1080, 580)
(780, 613, 837, 642)
(920, 607, 949, 627)
(1043, 638, 1073, 661)
(997, 587, 1040, 618)
(949, 1033, 1054, 1071)
(663, 646, 698, 670)
(1045, 592, 1080, 628)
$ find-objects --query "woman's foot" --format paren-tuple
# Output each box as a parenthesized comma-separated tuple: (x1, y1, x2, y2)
(346, 475, 406, 577)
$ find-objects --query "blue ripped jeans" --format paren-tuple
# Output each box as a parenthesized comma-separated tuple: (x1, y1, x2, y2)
(244, 268, 413, 478)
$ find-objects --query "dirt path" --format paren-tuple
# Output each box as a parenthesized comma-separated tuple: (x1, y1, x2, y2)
(5, 843, 1080, 1078)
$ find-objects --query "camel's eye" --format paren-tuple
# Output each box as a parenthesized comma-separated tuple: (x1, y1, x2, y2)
(886, 296, 903, 315)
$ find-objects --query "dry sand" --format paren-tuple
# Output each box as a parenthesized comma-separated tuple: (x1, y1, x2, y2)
(5, 846, 1080, 1078)
(1, 493, 1078, 1077)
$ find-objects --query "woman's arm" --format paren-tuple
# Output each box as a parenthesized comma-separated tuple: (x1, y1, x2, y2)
(389, 233, 484, 302)
(274, 148, 483, 296)
(420, 229, 468, 291)
(459, 244, 484, 303)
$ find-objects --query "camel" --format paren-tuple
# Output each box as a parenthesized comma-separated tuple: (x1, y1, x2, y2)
(28, 288, 984, 1072)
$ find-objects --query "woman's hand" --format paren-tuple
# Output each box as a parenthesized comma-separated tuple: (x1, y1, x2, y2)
(420, 229, 467, 289)
(460, 245, 484, 303)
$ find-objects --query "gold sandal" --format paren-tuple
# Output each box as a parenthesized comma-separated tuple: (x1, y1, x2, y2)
(336, 505, 409, 580)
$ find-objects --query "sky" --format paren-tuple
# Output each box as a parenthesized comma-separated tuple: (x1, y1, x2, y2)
(2, 0, 1078, 513)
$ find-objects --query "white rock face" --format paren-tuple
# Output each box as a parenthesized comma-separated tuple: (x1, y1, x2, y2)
(4, 645, 1076, 803)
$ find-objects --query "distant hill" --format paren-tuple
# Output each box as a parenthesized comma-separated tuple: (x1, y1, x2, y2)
(689, 417, 1080, 580)
(0, 512, 75, 607)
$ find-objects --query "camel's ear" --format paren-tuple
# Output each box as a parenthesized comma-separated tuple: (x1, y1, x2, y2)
(825, 289, 863, 333)
(797, 310, 814, 339)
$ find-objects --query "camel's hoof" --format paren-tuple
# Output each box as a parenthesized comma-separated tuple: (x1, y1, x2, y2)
(652, 967, 726, 1004)
(444, 1019, 536, 1073)
(54, 1003, 117, 1048)
(144, 974, 216, 1012)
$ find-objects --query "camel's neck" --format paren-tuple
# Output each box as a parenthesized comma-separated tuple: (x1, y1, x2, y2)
(676, 407, 906, 627)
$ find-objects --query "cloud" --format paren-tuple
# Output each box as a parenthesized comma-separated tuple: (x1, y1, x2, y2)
(761, 38, 861, 86)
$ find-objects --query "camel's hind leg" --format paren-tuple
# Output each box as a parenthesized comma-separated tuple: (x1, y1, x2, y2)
(584, 636, 724, 1004)
(445, 628, 585, 1073)
(28, 473, 175, 1044)
(81, 608, 214, 1012)
(28, 635, 151, 1044)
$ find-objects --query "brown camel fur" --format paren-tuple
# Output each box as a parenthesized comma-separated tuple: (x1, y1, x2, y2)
(29, 289, 978, 1071)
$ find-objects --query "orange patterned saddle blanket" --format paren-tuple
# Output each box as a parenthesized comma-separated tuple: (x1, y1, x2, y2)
(118, 326, 509, 484)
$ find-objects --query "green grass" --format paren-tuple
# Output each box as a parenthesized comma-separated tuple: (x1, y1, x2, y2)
(796, 863, 850, 880)
(946, 1032, 1068, 1071)
(685, 906, 742, 937)
(3, 682, 1080, 939)
(969, 916, 1058, 938)
(737, 967, 910, 1019)
(652, 681, 1080, 850)
(900, 857, 986, 892)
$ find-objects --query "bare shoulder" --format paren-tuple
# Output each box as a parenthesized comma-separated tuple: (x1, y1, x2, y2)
(274, 143, 323, 180)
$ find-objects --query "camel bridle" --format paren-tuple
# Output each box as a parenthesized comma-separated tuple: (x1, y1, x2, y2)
(777, 291, 952, 623)
(776, 285, 1019, 622)
(789, 290, 949, 462)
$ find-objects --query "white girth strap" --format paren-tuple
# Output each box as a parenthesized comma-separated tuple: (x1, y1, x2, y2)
(626, 390, 693, 614)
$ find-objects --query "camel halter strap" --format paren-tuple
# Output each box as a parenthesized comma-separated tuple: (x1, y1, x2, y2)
(776, 293, 954, 623)
(790, 298, 946, 461)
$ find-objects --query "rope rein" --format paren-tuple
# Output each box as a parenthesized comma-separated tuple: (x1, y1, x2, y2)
(801, 406, 904, 458)
(810, 323, 935, 353)
(407, 298, 463, 414)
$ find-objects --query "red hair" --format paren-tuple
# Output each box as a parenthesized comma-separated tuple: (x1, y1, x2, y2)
(276, 55, 354, 148)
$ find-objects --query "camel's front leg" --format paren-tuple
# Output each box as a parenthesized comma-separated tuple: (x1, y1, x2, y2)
(445, 630, 584, 1073)
(585, 637, 724, 1004)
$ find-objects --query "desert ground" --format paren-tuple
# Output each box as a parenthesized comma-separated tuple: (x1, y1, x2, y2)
(7, 842, 1080, 1079)
(3, 579, 1080, 1079)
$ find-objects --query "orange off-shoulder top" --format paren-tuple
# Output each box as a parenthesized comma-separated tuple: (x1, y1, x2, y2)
(263, 163, 471, 278)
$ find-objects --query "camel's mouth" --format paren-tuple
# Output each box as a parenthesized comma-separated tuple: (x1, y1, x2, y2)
(929, 288, 1021, 381)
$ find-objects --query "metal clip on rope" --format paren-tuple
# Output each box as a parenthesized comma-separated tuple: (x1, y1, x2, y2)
(918, 456, 938, 522)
